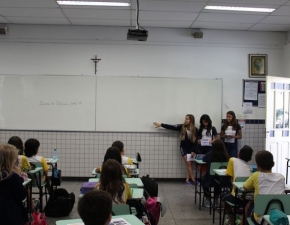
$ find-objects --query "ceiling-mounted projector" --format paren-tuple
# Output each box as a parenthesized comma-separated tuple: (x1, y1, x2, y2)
(127, 29, 148, 41)
(127, 0, 148, 41)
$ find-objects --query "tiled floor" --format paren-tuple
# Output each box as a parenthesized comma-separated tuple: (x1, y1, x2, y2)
(46, 181, 216, 225)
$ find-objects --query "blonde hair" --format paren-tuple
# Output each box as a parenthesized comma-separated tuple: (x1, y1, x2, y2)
(0, 144, 18, 180)
(180, 114, 196, 142)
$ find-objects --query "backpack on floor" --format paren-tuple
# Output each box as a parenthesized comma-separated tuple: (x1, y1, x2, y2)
(145, 197, 161, 225)
(44, 188, 75, 217)
(141, 175, 158, 199)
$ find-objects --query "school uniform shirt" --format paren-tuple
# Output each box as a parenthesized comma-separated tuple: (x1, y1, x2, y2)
(27, 155, 49, 172)
(226, 157, 252, 195)
(18, 155, 31, 172)
(244, 172, 285, 223)
(0, 171, 28, 225)
(161, 123, 198, 152)
(221, 124, 241, 144)
(95, 182, 132, 204)
(198, 127, 217, 146)
(122, 156, 133, 165)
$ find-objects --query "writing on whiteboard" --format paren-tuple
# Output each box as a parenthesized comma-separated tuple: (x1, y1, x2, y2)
(39, 101, 83, 106)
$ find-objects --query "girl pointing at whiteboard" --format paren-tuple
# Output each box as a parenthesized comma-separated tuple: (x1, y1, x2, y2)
(153, 114, 199, 185)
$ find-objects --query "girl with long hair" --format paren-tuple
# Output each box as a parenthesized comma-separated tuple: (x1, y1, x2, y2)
(153, 114, 198, 185)
(197, 114, 218, 154)
(220, 111, 242, 157)
(95, 146, 130, 177)
(201, 140, 230, 207)
(0, 144, 28, 225)
(95, 159, 132, 204)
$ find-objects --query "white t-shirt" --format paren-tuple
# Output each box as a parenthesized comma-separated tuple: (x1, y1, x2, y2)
(224, 126, 236, 143)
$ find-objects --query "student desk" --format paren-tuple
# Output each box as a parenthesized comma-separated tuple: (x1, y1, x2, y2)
(263, 215, 290, 225)
(91, 168, 140, 178)
(194, 159, 207, 210)
(56, 214, 144, 225)
(45, 157, 59, 169)
(213, 169, 231, 225)
(79, 188, 143, 200)
(88, 178, 144, 188)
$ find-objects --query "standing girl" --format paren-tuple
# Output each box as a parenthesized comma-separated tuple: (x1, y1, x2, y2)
(197, 114, 218, 154)
(0, 144, 28, 225)
(153, 114, 199, 185)
(220, 111, 242, 157)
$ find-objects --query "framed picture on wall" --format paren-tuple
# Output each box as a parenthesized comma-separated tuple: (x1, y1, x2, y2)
(249, 54, 267, 78)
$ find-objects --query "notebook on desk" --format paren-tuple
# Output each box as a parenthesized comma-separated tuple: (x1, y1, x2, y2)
(46, 158, 53, 162)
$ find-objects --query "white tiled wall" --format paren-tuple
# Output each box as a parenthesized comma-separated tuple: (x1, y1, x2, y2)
(0, 123, 265, 178)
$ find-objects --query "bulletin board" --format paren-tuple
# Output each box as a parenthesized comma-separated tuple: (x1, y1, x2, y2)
(243, 79, 266, 107)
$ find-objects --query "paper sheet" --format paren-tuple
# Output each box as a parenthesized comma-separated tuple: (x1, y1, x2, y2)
(243, 102, 253, 114)
(258, 94, 266, 108)
(244, 81, 258, 100)
(186, 154, 195, 161)
(109, 218, 131, 225)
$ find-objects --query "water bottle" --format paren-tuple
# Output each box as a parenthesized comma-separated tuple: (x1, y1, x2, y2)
(53, 148, 58, 159)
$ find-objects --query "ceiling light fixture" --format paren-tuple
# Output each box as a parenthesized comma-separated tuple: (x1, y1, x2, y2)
(57, 1, 130, 7)
(204, 5, 275, 13)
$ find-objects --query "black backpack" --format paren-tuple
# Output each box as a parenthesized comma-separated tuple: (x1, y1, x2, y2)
(44, 188, 75, 217)
(141, 175, 158, 199)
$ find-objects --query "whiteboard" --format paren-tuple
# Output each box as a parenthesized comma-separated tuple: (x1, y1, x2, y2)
(96, 77, 222, 132)
(0, 75, 96, 131)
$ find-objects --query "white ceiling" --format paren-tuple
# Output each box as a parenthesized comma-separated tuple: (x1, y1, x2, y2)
(0, 0, 290, 31)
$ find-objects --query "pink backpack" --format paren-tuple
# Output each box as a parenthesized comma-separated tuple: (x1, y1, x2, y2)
(145, 197, 161, 225)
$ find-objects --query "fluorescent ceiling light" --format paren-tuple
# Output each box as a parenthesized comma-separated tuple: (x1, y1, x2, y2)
(204, 5, 275, 12)
(57, 1, 130, 6)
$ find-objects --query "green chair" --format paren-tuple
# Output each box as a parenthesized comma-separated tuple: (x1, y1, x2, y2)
(247, 194, 290, 225)
(222, 176, 250, 225)
(112, 204, 131, 216)
(28, 162, 48, 212)
(207, 162, 229, 214)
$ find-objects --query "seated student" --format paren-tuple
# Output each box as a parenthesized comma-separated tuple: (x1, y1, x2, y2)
(24, 138, 51, 191)
(95, 159, 132, 204)
(243, 150, 285, 225)
(78, 190, 112, 225)
(202, 139, 230, 207)
(0, 144, 28, 225)
(8, 136, 30, 172)
(95, 146, 130, 177)
(8, 136, 39, 211)
(222, 145, 253, 224)
(112, 140, 133, 165)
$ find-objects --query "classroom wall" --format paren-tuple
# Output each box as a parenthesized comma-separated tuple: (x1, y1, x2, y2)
(0, 25, 286, 177)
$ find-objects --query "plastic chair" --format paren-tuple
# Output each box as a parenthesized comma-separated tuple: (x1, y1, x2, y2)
(206, 162, 229, 214)
(112, 204, 131, 215)
(247, 194, 290, 225)
(28, 162, 48, 212)
(222, 176, 250, 225)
